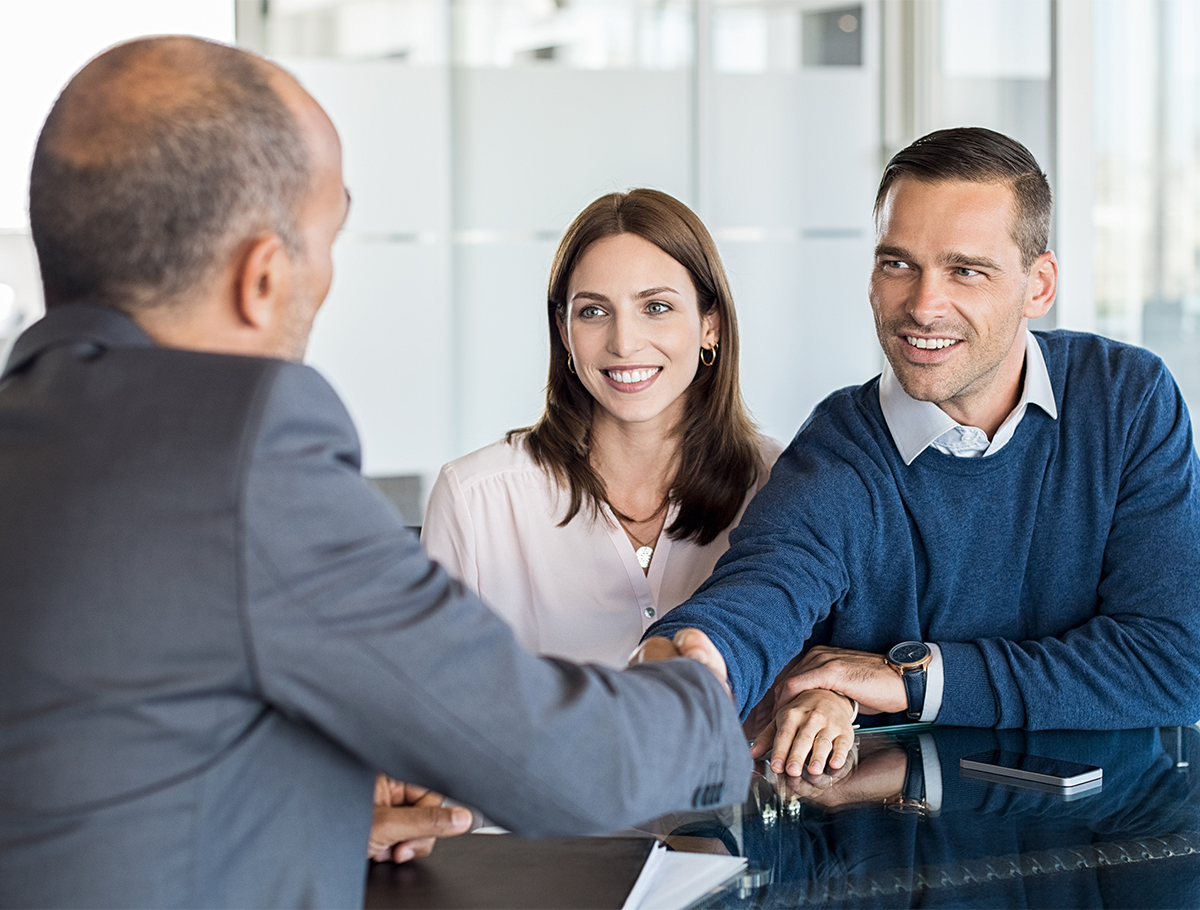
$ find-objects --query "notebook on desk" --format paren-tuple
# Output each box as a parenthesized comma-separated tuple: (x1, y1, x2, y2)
(364, 833, 746, 910)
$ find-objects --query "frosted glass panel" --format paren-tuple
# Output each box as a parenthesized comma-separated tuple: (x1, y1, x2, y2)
(708, 1, 881, 445)
(710, 71, 877, 230)
(285, 60, 452, 236)
(723, 237, 879, 444)
(1093, 0, 1200, 421)
(285, 60, 455, 478)
(453, 69, 693, 231)
(306, 240, 455, 477)
(246, 0, 885, 483)
(455, 241, 557, 452)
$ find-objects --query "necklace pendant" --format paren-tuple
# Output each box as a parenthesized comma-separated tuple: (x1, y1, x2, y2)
(635, 545, 654, 569)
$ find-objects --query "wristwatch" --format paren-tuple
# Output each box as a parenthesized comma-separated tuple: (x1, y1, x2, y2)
(883, 741, 931, 816)
(886, 641, 932, 720)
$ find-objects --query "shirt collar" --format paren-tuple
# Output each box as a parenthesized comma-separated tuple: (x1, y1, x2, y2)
(2, 302, 154, 379)
(879, 329, 1058, 466)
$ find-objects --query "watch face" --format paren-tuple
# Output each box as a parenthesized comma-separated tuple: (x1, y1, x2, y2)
(889, 641, 931, 666)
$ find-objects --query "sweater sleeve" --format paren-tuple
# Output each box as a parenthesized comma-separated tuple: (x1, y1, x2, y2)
(938, 356, 1200, 729)
(647, 412, 875, 718)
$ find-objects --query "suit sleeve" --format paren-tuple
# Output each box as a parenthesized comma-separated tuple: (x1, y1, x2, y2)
(237, 365, 750, 836)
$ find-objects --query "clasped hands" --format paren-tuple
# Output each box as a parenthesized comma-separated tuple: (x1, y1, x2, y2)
(633, 632, 907, 779)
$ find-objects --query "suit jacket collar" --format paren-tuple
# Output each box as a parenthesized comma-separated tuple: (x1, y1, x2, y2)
(2, 303, 154, 379)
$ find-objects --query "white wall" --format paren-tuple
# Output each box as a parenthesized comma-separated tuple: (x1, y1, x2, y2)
(0, 0, 234, 362)
(0, 1, 235, 231)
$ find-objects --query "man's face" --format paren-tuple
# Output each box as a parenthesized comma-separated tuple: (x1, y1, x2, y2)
(869, 178, 1051, 430)
(274, 79, 350, 362)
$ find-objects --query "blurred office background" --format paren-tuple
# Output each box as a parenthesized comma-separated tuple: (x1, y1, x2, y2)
(1, 0, 1198, 521)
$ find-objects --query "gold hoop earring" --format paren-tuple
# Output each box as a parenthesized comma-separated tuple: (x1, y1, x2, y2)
(567, 352, 577, 374)
(700, 342, 718, 367)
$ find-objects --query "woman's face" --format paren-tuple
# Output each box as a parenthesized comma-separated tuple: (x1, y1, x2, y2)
(558, 232, 719, 435)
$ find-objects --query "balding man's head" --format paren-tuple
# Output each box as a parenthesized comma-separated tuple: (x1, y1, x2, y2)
(30, 37, 310, 311)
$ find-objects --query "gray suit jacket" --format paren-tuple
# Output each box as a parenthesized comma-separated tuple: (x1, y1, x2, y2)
(0, 304, 750, 909)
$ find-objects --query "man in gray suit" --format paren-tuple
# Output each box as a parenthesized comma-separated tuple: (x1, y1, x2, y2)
(0, 37, 747, 908)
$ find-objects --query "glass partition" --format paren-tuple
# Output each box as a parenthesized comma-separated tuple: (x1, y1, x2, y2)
(243, 0, 884, 503)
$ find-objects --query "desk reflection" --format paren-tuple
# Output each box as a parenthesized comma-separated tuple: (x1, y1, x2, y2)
(639, 725, 1200, 909)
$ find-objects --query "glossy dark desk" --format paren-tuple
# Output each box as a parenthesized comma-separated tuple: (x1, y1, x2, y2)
(632, 724, 1200, 909)
(366, 725, 1200, 909)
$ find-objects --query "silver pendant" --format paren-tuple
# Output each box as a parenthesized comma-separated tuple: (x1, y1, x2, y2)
(636, 546, 654, 569)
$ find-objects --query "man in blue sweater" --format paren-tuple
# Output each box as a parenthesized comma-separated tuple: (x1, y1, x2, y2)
(640, 127, 1200, 778)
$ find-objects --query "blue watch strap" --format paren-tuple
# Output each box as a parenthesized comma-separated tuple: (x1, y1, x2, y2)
(902, 741, 925, 800)
(902, 666, 927, 719)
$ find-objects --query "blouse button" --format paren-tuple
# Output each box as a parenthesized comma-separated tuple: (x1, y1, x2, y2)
(644, 607, 656, 619)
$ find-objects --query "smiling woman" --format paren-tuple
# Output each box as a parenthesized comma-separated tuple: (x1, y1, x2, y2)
(421, 189, 779, 668)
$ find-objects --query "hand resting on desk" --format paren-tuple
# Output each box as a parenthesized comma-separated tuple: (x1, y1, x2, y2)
(749, 688, 857, 778)
(369, 776, 472, 864)
(777, 646, 909, 716)
(631, 629, 856, 776)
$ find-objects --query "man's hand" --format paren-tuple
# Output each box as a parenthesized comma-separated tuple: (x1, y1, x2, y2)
(368, 776, 472, 863)
(750, 688, 857, 777)
(629, 628, 730, 697)
(778, 646, 908, 716)
(772, 735, 908, 810)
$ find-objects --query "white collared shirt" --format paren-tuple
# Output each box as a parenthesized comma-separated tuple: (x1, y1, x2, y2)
(877, 329, 1059, 720)
(880, 329, 1058, 466)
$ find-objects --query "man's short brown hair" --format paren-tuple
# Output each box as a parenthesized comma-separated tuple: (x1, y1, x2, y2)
(874, 127, 1052, 271)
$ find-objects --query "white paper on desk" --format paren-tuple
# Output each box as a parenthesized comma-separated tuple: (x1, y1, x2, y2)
(622, 840, 667, 910)
(637, 851, 747, 910)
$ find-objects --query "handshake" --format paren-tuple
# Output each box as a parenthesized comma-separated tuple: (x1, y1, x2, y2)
(371, 629, 900, 865)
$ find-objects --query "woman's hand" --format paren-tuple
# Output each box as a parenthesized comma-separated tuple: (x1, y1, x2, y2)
(368, 776, 473, 863)
(749, 689, 857, 777)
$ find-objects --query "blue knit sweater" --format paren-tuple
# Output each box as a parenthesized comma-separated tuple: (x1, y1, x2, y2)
(650, 331, 1200, 729)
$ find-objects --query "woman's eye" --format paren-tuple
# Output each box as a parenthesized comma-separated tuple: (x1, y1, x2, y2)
(579, 305, 605, 318)
(646, 301, 671, 314)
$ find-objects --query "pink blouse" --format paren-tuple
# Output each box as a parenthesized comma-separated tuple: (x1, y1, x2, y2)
(422, 436, 781, 668)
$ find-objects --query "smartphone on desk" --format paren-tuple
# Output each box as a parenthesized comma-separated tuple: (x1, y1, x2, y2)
(960, 750, 1103, 796)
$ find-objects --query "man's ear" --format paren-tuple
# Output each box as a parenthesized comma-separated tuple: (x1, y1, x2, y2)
(236, 234, 289, 330)
(1024, 250, 1058, 320)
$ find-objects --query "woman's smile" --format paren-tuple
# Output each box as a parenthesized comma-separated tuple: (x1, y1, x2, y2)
(560, 232, 718, 433)
(602, 366, 662, 390)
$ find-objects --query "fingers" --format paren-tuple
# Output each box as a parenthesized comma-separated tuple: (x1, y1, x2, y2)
(368, 804, 473, 863)
(386, 836, 436, 865)
(824, 730, 855, 772)
(763, 691, 858, 777)
(771, 707, 816, 777)
(375, 776, 435, 808)
(628, 636, 681, 665)
(630, 631, 731, 697)
(749, 720, 776, 760)
(673, 629, 730, 694)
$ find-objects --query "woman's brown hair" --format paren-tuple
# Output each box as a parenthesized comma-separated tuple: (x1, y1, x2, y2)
(508, 188, 760, 545)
